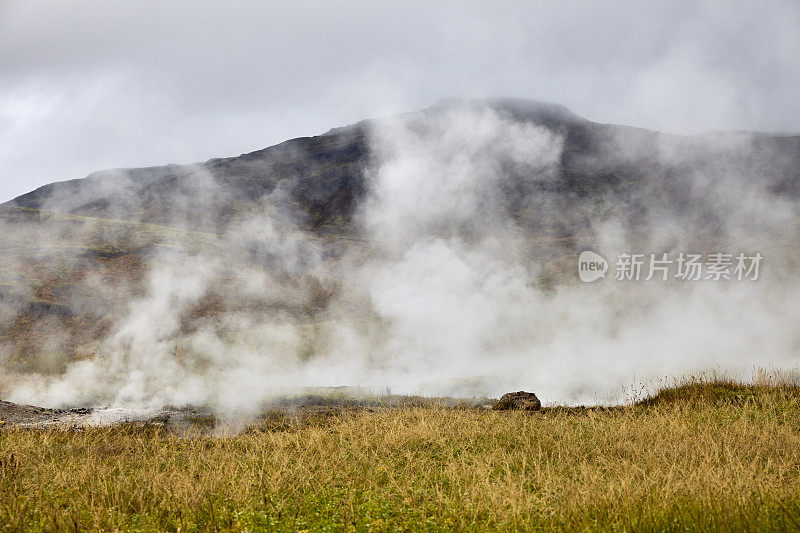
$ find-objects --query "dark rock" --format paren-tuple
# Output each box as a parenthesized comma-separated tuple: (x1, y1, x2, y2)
(493, 391, 542, 411)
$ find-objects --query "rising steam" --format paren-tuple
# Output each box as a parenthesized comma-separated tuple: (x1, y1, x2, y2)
(2, 101, 799, 416)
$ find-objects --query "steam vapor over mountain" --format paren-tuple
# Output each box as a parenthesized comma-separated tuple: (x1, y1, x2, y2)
(1, 98, 799, 416)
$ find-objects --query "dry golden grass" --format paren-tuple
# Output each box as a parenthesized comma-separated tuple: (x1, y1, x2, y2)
(2, 377, 800, 531)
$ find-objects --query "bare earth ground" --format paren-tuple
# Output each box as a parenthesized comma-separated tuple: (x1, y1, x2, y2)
(0, 400, 214, 431)
(0, 393, 497, 432)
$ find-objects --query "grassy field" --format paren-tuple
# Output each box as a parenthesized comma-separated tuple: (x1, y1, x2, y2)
(2, 377, 800, 531)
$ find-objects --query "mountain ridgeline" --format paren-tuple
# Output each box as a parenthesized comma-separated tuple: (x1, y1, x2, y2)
(8, 98, 800, 238)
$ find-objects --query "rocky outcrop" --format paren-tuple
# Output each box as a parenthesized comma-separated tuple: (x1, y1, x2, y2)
(493, 391, 542, 411)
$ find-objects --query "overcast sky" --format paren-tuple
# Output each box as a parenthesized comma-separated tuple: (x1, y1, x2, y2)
(1, 0, 799, 203)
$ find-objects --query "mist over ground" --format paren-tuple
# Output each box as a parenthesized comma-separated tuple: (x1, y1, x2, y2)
(2, 1, 800, 419)
(2, 98, 799, 417)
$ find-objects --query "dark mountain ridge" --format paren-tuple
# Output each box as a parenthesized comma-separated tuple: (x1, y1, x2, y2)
(7, 98, 799, 238)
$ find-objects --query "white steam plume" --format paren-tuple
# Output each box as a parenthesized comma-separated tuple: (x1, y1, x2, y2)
(4, 102, 800, 416)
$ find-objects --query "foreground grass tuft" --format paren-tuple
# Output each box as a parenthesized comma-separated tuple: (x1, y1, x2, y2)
(3, 379, 800, 531)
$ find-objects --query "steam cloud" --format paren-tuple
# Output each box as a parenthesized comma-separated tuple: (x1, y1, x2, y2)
(2, 101, 799, 417)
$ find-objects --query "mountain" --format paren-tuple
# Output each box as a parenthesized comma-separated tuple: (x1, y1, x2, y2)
(7, 98, 799, 236)
(1, 98, 799, 380)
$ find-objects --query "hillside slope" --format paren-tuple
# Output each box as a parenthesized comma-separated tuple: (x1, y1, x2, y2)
(1, 98, 799, 401)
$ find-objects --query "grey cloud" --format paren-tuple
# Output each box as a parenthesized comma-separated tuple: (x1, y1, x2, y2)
(1, 0, 799, 203)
